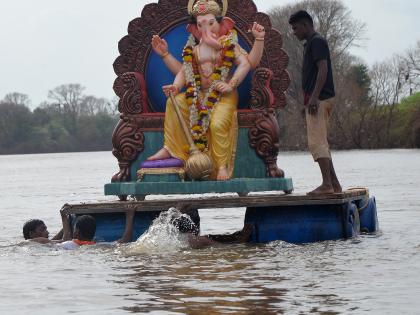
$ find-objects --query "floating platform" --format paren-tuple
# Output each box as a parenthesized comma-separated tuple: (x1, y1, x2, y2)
(62, 188, 378, 244)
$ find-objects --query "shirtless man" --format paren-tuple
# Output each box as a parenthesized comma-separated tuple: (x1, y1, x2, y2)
(171, 214, 253, 249)
(22, 219, 63, 243)
(23, 207, 136, 247)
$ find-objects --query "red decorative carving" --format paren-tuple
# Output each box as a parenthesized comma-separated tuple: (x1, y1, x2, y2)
(249, 109, 285, 178)
(113, 0, 289, 110)
(112, 111, 276, 131)
(113, 72, 149, 114)
(238, 110, 263, 128)
(111, 0, 290, 180)
(111, 72, 148, 182)
(111, 116, 145, 182)
(136, 113, 165, 131)
(249, 68, 275, 110)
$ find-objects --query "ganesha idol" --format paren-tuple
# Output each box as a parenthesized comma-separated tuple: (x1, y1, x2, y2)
(147, 0, 266, 181)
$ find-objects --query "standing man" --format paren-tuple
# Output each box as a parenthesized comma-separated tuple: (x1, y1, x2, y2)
(289, 10, 342, 195)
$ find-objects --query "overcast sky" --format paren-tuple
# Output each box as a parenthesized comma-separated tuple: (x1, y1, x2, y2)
(1, 0, 419, 108)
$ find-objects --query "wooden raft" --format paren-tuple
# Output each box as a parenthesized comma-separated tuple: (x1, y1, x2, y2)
(62, 189, 368, 215)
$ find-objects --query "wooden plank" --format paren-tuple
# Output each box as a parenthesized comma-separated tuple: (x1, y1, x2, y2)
(62, 189, 368, 215)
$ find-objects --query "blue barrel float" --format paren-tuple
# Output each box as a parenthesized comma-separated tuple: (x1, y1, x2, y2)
(356, 197, 379, 233)
(245, 196, 378, 244)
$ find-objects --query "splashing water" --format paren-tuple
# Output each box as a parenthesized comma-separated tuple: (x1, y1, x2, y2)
(124, 208, 193, 255)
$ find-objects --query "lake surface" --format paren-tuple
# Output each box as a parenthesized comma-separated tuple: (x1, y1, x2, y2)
(0, 150, 419, 314)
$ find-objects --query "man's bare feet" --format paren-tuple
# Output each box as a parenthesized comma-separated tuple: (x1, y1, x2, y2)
(217, 166, 230, 181)
(147, 148, 171, 161)
(307, 184, 334, 196)
(332, 180, 342, 193)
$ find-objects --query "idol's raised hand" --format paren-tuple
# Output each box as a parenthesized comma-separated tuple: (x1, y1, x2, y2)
(251, 22, 265, 39)
(152, 35, 169, 57)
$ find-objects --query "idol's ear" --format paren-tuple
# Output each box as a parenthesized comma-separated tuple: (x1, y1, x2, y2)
(219, 17, 235, 36)
(187, 23, 201, 40)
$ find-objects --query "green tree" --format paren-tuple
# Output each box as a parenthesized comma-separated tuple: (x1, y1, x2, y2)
(0, 103, 33, 153)
(2, 92, 31, 107)
(0, 85, 119, 154)
(351, 64, 371, 99)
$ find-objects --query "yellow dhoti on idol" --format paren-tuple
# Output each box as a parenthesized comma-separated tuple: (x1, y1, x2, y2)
(164, 91, 238, 180)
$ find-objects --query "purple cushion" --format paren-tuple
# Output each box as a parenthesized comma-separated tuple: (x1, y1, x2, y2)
(140, 158, 184, 169)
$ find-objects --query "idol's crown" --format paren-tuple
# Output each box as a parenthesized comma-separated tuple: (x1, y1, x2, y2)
(191, 0, 222, 17)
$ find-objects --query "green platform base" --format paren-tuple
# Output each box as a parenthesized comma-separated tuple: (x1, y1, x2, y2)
(105, 177, 294, 198)
(139, 173, 184, 182)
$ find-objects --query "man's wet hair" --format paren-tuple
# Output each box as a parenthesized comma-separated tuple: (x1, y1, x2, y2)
(172, 215, 199, 236)
(288, 10, 314, 27)
(74, 215, 96, 240)
(23, 219, 45, 240)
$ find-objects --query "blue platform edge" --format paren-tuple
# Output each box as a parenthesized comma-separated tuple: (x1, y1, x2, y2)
(105, 177, 294, 197)
(91, 212, 162, 243)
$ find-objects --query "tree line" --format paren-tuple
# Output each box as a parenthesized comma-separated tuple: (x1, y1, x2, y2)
(0, 85, 118, 155)
(270, 0, 420, 150)
(1, 0, 419, 155)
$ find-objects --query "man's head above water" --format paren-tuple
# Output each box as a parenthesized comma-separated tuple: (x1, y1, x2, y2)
(171, 215, 200, 236)
(73, 215, 96, 241)
(23, 219, 49, 240)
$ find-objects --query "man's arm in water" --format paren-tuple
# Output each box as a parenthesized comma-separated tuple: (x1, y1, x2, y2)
(28, 237, 51, 244)
(117, 208, 136, 243)
(186, 224, 253, 249)
(51, 228, 63, 240)
(60, 206, 72, 241)
(187, 234, 217, 249)
(28, 232, 65, 244)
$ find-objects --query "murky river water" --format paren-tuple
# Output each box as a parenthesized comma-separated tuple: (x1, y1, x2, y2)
(0, 150, 419, 314)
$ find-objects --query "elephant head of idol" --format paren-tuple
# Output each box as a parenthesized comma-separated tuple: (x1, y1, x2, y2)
(186, 0, 235, 50)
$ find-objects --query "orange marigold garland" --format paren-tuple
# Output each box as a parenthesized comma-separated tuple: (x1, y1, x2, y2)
(182, 31, 237, 151)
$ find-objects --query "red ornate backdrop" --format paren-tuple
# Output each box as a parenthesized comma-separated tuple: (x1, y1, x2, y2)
(111, 0, 290, 182)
